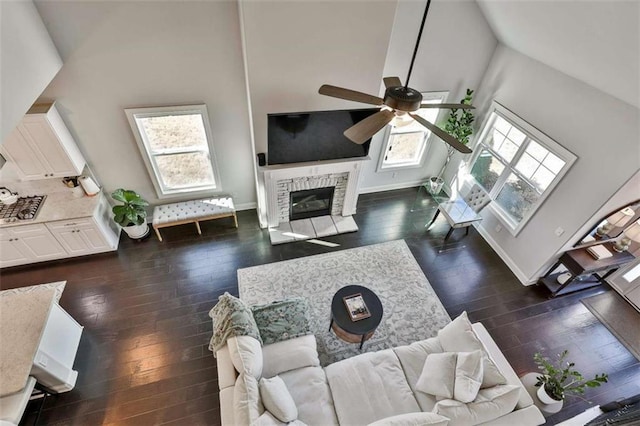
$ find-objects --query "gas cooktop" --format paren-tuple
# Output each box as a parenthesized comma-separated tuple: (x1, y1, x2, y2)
(0, 195, 46, 224)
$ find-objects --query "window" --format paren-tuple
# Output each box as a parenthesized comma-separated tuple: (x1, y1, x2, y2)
(467, 102, 576, 235)
(125, 104, 220, 198)
(377, 92, 447, 170)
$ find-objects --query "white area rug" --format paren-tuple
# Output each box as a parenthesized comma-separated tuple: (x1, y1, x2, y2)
(0, 281, 66, 302)
(238, 240, 451, 365)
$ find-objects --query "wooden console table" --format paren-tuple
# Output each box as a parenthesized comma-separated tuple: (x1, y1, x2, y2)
(539, 242, 636, 297)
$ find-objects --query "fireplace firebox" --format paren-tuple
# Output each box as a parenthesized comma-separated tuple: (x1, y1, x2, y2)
(290, 187, 335, 220)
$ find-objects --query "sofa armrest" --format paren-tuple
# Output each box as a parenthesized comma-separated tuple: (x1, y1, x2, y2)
(472, 323, 535, 410)
(216, 344, 238, 390)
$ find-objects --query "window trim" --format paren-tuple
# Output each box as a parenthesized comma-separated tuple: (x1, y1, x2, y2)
(468, 101, 577, 236)
(376, 91, 448, 172)
(124, 104, 221, 199)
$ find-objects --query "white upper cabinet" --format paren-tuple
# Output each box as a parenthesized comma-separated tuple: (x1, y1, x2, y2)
(2, 102, 86, 180)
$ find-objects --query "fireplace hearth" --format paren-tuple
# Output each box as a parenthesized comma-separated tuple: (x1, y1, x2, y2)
(290, 187, 335, 220)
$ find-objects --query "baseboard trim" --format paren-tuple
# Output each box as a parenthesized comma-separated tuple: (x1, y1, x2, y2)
(235, 202, 257, 211)
(359, 180, 424, 194)
(474, 224, 537, 286)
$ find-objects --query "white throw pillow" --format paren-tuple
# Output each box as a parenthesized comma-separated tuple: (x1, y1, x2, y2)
(453, 350, 483, 403)
(368, 412, 450, 426)
(438, 312, 507, 388)
(432, 384, 520, 426)
(415, 352, 457, 399)
(259, 375, 298, 423)
(228, 335, 263, 379)
(233, 373, 263, 425)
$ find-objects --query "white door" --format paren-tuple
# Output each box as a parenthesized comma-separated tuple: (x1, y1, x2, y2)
(1, 127, 48, 179)
(20, 116, 77, 177)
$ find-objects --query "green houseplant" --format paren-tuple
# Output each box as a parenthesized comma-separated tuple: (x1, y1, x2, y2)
(534, 350, 608, 403)
(111, 188, 150, 239)
(429, 89, 475, 194)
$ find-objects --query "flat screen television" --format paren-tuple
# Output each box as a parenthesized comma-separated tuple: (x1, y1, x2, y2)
(267, 108, 378, 165)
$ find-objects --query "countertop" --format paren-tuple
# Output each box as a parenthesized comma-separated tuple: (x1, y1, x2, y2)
(0, 286, 57, 396)
(0, 179, 101, 228)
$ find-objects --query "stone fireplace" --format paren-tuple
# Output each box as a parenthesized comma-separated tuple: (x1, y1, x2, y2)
(261, 159, 364, 228)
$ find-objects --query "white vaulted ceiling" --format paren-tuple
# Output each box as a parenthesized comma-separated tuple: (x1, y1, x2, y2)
(476, 0, 640, 108)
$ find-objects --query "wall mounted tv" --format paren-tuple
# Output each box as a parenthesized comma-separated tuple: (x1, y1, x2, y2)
(267, 108, 378, 165)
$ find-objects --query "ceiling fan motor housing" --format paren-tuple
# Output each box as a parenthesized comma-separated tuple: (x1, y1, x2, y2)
(384, 86, 423, 112)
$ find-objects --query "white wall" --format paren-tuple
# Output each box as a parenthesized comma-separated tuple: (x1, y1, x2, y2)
(472, 45, 640, 284)
(33, 1, 255, 208)
(359, 0, 497, 193)
(0, 0, 62, 143)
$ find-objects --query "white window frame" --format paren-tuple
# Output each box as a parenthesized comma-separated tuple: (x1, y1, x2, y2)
(467, 102, 577, 236)
(376, 91, 448, 172)
(124, 104, 221, 199)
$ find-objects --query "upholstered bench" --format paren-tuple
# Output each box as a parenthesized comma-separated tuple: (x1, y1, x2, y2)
(152, 197, 237, 242)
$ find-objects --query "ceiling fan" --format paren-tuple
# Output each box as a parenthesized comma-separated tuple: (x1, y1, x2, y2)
(318, 0, 474, 154)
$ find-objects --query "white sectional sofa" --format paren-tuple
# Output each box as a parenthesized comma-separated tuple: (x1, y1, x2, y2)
(215, 313, 545, 426)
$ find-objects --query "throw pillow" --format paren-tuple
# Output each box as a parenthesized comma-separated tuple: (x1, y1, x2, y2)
(251, 298, 312, 345)
(453, 350, 483, 403)
(438, 312, 507, 388)
(432, 384, 520, 426)
(234, 373, 264, 425)
(368, 412, 450, 426)
(259, 376, 298, 423)
(228, 335, 263, 379)
(208, 292, 262, 354)
(415, 352, 457, 399)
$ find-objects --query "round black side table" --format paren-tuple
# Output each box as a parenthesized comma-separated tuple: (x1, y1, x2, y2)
(329, 285, 383, 350)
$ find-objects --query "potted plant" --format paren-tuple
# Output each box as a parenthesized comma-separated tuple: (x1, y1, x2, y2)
(429, 89, 475, 194)
(533, 350, 608, 404)
(111, 188, 150, 239)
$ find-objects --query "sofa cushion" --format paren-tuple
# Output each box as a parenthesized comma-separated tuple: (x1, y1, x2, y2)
(256, 411, 308, 426)
(233, 373, 263, 425)
(454, 351, 484, 403)
(368, 412, 450, 426)
(228, 336, 263, 379)
(209, 292, 261, 354)
(415, 352, 457, 399)
(393, 337, 444, 412)
(280, 366, 339, 426)
(325, 349, 421, 425)
(259, 376, 298, 423)
(251, 298, 312, 345)
(432, 384, 520, 426)
(438, 312, 506, 388)
(262, 335, 319, 378)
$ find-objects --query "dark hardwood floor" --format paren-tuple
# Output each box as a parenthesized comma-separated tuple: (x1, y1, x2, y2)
(2, 187, 638, 425)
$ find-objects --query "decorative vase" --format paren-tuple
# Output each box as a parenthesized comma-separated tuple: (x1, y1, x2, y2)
(122, 219, 149, 239)
(428, 177, 444, 195)
(537, 384, 562, 405)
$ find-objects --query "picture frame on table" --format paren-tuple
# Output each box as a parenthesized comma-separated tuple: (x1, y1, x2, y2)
(343, 293, 371, 321)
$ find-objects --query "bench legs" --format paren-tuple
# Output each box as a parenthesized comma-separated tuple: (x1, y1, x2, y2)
(153, 226, 163, 242)
(153, 213, 238, 242)
(233, 213, 238, 228)
(195, 221, 202, 235)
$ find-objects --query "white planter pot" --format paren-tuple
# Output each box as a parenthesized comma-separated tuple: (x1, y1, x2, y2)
(537, 384, 562, 405)
(122, 219, 149, 239)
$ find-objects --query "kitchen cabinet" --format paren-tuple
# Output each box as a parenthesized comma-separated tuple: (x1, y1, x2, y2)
(1, 102, 85, 180)
(0, 224, 67, 268)
(47, 218, 111, 255)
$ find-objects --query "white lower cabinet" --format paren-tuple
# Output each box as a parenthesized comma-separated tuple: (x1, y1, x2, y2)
(46, 218, 111, 255)
(0, 224, 67, 268)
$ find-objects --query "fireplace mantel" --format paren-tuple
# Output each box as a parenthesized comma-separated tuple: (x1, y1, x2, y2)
(261, 159, 365, 228)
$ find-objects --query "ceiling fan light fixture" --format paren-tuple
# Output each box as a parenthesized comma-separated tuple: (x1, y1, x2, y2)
(390, 111, 413, 127)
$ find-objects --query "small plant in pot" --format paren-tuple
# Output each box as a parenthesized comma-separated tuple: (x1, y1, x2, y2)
(534, 350, 608, 404)
(111, 188, 150, 239)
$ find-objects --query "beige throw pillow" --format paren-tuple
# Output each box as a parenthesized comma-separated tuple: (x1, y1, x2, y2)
(228, 335, 263, 379)
(233, 373, 263, 425)
(259, 376, 298, 423)
(453, 350, 484, 403)
(438, 312, 507, 388)
(415, 352, 457, 399)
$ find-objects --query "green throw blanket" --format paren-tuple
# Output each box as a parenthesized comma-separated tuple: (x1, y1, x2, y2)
(208, 292, 262, 355)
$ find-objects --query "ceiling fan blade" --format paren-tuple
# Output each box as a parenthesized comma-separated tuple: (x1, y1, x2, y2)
(419, 103, 475, 109)
(409, 113, 472, 154)
(344, 110, 395, 144)
(319, 85, 383, 106)
(383, 76, 403, 88)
